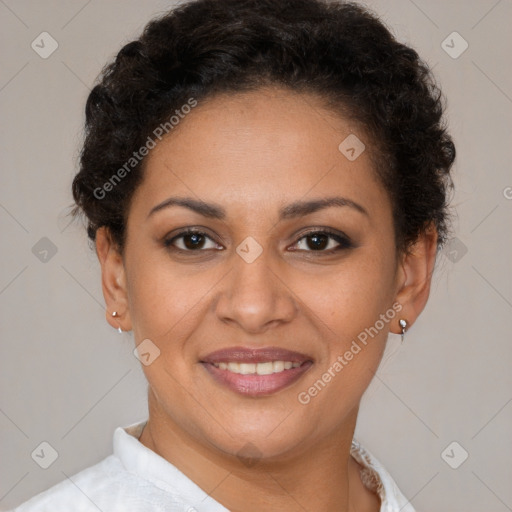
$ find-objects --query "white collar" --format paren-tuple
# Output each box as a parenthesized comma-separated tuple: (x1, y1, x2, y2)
(114, 419, 414, 512)
(114, 419, 228, 510)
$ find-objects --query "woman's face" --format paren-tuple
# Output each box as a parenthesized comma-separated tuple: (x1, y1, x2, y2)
(110, 88, 410, 459)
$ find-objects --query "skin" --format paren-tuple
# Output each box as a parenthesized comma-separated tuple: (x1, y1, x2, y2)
(95, 86, 438, 512)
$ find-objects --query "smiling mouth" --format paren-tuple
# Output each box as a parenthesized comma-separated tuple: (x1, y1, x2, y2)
(199, 346, 314, 396)
(200, 356, 313, 397)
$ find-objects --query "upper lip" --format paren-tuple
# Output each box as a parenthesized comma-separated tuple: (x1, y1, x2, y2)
(200, 346, 313, 364)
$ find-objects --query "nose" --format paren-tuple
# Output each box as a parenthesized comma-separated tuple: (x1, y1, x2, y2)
(213, 246, 298, 334)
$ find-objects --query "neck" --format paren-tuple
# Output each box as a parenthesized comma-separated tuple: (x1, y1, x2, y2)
(138, 388, 380, 512)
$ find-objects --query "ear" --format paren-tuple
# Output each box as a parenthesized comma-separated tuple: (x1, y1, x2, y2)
(95, 227, 132, 332)
(391, 224, 438, 336)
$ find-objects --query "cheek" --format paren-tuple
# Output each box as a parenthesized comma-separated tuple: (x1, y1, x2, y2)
(298, 249, 397, 341)
(125, 248, 216, 342)
(293, 246, 396, 402)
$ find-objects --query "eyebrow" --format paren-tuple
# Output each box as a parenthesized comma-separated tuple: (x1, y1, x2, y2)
(147, 195, 369, 220)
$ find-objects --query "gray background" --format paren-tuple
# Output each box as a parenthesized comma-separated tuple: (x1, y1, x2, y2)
(1, 0, 511, 510)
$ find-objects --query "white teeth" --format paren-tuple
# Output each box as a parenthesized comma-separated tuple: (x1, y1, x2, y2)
(239, 363, 256, 373)
(256, 362, 274, 375)
(273, 361, 284, 372)
(211, 361, 302, 375)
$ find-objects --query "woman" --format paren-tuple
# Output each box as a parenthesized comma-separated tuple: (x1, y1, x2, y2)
(12, 0, 455, 510)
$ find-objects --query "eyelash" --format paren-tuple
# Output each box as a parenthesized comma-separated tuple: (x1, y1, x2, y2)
(163, 228, 354, 255)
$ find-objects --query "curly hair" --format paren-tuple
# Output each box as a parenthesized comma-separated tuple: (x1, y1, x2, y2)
(70, 0, 455, 254)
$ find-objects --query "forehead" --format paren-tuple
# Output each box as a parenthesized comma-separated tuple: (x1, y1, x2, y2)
(131, 87, 390, 221)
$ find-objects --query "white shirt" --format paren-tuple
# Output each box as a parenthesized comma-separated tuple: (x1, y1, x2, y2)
(11, 420, 416, 512)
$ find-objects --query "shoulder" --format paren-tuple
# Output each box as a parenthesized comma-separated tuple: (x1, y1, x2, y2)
(9, 454, 183, 512)
(10, 455, 134, 512)
(9, 420, 216, 512)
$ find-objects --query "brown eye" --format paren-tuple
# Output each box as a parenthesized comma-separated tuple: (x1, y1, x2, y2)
(292, 230, 353, 252)
(304, 232, 330, 250)
(164, 230, 221, 251)
(183, 232, 206, 249)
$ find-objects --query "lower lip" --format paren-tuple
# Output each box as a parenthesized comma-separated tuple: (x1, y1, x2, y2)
(201, 361, 313, 397)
